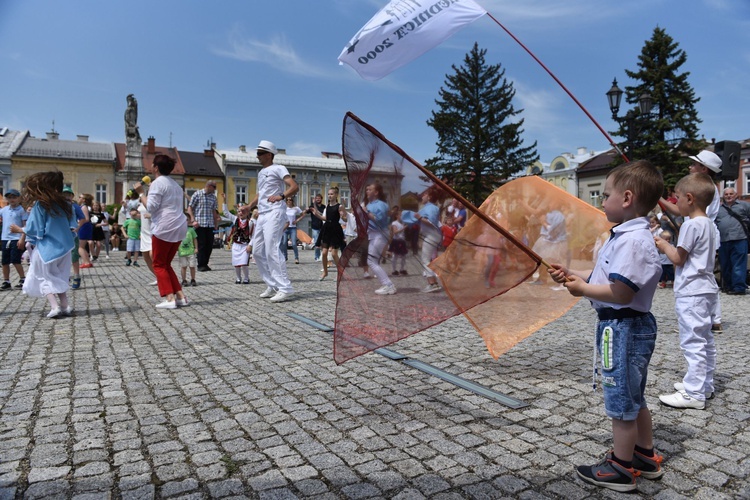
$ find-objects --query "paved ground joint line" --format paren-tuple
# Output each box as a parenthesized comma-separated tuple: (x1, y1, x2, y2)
(286, 312, 528, 409)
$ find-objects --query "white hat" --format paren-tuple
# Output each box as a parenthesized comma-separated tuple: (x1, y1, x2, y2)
(688, 150, 722, 173)
(257, 140, 277, 155)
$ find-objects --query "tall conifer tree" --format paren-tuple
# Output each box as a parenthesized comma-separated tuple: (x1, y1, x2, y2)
(426, 43, 537, 206)
(618, 27, 702, 186)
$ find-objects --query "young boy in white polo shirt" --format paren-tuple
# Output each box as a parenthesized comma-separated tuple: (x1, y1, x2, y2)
(654, 172, 719, 410)
(549, 160, 664, 492)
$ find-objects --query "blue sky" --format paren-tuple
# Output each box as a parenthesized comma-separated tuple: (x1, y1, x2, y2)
(1, 0, 748, 166)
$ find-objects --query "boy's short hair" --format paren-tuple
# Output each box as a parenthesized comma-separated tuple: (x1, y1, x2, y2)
(130, 208, 139, 216)
(675, 173, 715, 211)
(606, 160, 664, 216)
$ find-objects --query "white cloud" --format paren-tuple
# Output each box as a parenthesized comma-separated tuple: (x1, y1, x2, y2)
(212, 27, 334, 79)
(288, 141, 326, 157)
(512, 80, 563, 133)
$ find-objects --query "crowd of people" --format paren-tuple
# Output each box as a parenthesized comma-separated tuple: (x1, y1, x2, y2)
(1, 144, 748, 494)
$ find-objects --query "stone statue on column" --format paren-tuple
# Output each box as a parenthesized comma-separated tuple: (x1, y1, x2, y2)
(124, 94, 144, 175)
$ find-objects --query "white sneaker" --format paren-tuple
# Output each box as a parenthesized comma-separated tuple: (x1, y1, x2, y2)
(47, 307, 62, 318)
(421, 284, 441, 293)
(674, 382, 714, 400)
(149, 280, 158, 286)
(659, 390, 705, 409)
(375, 285, 397, 295)
(270, 291, 292, 303)
(176, 297, 190, 307)
(155, 300, 177, 310)
(363, 272, 372, 279)
(259, 287, 276, 298)
(62, 306, 74, 316)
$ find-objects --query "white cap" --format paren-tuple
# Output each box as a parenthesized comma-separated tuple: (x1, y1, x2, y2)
(688, 150, 722, 173)
(257, 140, 277, 156)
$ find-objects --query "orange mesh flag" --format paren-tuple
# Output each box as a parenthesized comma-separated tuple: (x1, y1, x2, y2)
(431, 176, 612, 358)
(335, 112, 611, 363)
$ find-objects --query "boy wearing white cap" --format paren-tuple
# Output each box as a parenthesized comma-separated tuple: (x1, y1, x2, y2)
(249, 140, 299, 303)
(659, 150, 724, 333)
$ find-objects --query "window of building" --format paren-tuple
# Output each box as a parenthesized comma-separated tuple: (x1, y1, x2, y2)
(95, 184, 107, 204)
(339, 188, 351, 209)
(310, 187, 322, 203)
(746, 173, 750, 195)
(0, 179, 4, 196)
(235, 185, 247, 206)
(590, 190, 600, 208)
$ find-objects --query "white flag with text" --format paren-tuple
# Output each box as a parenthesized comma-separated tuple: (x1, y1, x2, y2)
(338, 0, 487, 81)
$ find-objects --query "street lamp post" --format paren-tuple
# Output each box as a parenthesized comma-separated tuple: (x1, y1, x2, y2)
(606, 78, 654, 158)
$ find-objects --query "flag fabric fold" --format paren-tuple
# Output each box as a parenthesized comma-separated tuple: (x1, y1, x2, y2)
(335, 112, 611, 364)
(338, 0, 487, 81)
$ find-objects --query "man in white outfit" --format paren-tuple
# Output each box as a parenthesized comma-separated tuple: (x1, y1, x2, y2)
(249, 140, 298, 303)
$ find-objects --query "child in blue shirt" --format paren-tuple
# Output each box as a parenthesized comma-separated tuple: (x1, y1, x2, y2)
(0, 188, 28, 289)
(549, 160, 665, 492)
(10, 172, 77, 318)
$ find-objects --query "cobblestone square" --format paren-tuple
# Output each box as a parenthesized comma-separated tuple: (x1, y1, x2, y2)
(0, 249, 748, 498)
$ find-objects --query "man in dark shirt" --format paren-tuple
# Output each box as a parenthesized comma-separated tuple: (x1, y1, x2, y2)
(716, 187, 750, 294)
(308, 194, 325, 261)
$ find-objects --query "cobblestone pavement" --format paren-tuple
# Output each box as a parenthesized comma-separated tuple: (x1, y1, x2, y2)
(0, 248, 748, 499)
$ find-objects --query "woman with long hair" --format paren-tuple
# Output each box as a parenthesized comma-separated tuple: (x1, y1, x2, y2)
(313, 187, 346, 281)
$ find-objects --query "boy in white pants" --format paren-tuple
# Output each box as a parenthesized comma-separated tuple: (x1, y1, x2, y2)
(655, 172, 719, 409)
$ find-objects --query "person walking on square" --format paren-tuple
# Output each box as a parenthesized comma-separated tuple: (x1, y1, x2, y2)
(389, 206, 407, 276)
(188, 180, 219, 272)
(715, 187, 750, 294)
(0, 189, 28, 290)
(221, 193, 255, 284)
(655, 173, 720, 410)
(549, 160, 665, 492)
(10, 171, 77, 318)
(249, 140, 298, 303)
(138, 202, 157, 285)
(365, 183, 396, 295)
(281, 197, 304, 264)
(77, 193, 95, 269)
(122, 209, 141, 267)
(134, 154, 190, 309)
(417, 187, 442, 293)
(63, 187, 85, 290)
(178, 220, 198, 287)
(313, 187, 346, 281)
(88, 201, 108, 261)
(308, 193, 326, 261)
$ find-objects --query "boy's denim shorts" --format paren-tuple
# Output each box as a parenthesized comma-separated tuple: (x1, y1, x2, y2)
(126, 238, 141, 253)
(596, 311, 657, 421)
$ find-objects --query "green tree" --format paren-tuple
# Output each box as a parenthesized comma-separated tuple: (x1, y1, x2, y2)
(617, 27, 703, 187)
(426, 42, 538, 206)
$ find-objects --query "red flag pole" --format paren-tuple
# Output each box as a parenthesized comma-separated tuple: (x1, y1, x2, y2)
(344, 112, 553, 270)
(485, 13, 627, 162)
(485, 12, 680, 227)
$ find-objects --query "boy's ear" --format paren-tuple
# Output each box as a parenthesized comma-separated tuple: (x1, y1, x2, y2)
(685, 192, 695, 204)
(622, 189, 634, 208)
